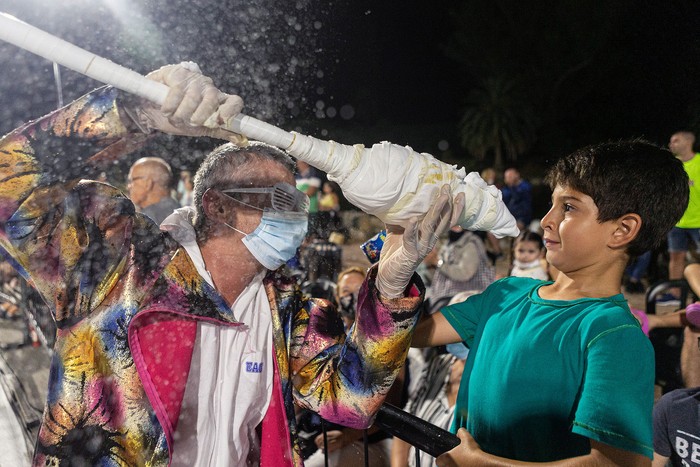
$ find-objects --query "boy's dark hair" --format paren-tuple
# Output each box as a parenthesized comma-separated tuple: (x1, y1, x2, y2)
(545, 139, 689, 257)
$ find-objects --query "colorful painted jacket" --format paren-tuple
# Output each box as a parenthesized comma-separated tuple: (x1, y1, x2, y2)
(0, 87, 424, 466)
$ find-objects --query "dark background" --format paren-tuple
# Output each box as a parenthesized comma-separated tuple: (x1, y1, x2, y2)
(1, 0, 699, 217)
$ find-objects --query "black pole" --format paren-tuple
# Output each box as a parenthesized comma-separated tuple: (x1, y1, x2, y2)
(374, 403, 460, 458)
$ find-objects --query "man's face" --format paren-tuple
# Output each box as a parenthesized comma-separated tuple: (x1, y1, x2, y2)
(504, 169, 519, 186)
(337, 272, 364, 299)
(127, 165, 150, 208)
(336, 271, 364, 330)
(669, 133, 690, 155)
(220, 159, 298, 233)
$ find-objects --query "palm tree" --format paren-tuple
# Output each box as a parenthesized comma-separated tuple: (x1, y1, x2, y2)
(459, 76, 538, 170)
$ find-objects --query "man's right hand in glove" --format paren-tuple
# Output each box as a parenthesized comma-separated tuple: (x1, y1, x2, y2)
(133, 61, 246, 143)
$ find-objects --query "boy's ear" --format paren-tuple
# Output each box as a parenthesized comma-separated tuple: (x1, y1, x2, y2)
(609, 213, 642, 249)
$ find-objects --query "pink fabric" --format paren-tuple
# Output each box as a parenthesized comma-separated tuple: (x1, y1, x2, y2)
(129, 312, 198, 454)
(260, 349, 295, 467)
(630, 308, 649, 336)
(686, 302, 700, 328)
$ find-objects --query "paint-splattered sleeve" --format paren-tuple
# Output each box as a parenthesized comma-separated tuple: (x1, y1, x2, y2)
(290, 265, 423, 429)
(0, 86, 148, 325)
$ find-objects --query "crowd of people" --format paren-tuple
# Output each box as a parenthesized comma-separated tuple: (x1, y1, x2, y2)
(1, 62, 700, 467)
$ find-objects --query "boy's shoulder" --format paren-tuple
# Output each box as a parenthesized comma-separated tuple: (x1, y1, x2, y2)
(481, 276, 546, 303)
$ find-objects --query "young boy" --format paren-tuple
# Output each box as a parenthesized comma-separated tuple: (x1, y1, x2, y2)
(415, 140, 689, 466)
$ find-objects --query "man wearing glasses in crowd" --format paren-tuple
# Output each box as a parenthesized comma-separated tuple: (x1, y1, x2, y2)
(0, 63, 458, 466)
(127, 156, 181, 225)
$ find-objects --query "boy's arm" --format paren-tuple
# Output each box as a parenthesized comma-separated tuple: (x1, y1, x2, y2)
(437, 430, 650, 466)
(412, 311, 461, 347)
(651, 452, 669, 467)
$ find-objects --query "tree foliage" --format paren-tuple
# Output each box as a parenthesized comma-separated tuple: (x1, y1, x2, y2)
(459, 76, 537, 169)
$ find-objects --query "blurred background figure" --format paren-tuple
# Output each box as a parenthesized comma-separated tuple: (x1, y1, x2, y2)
(428, 227, 495, 314)
(295, 160, 323, 239)
(127, 157, 180, 225)
(661, 131, 700, 306)
(177, 170, 194, 207)
(509, 230, 549, 280)
(652, 262, 700, 466)
(501, 167, 532, 232)
(480, 167, 497, 186)
(624, 250, 652, 294)
(318, 180, 344, 242)
(335, 267, 366, 332)
(0, 261, 21, 320)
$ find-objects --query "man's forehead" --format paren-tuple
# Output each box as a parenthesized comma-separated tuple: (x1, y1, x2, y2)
(235, 161, 295, 187)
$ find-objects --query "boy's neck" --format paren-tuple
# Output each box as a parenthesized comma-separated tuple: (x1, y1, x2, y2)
(538, 261, 625, 301)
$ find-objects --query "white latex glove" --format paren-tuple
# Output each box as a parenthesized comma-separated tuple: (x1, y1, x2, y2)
(134, 62, 246, 143)
(377, 185, 465, 298)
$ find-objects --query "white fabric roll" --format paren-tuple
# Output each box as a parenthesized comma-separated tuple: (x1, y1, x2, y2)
(287, 133, 519, 238)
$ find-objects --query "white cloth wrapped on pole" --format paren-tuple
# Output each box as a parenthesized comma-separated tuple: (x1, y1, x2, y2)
(286, 132, 519, 238)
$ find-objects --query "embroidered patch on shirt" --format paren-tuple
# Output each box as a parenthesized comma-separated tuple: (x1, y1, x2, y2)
(246, 361, 263, 373)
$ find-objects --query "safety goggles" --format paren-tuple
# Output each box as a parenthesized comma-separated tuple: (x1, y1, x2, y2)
(221, 182, 310, 213)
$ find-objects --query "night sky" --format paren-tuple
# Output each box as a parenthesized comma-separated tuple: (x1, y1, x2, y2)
(0, 0, 699, 177)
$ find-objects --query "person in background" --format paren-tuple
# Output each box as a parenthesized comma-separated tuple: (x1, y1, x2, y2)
(127, 156, 181, 225)
(661, 131, 700, 305)
(480, 168, 497, 186)
(501, 167, 532, 232)
(318, 180, 342, 240)
(624, 250, 652, 294)
(509, 230, 549, 281)
(0, 260, 21, 320)
(652, 262, 700, 466)
(335, 266, 367, 332)
(428, 227, 495, 314)
(319, 180, 340, 213)
(296, 160, 323, 238)
(177, 169, 194, 206)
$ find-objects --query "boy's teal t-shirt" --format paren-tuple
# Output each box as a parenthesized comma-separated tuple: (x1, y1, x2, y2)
(441, 276, 654, 461)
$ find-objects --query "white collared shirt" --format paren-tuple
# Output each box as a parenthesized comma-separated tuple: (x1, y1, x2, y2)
(165, 208, 274, 466)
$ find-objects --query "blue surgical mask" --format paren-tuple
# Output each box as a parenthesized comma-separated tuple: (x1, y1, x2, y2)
(226, 210, 308, 270)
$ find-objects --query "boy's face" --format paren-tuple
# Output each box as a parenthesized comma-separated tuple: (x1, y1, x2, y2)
(540, 185, 618, 274)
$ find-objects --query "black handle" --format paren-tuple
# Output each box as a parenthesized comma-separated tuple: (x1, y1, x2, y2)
(374, 403, 460, 458)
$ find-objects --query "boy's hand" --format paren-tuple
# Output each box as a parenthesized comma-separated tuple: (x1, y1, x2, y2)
(136, 62, 246, 143)
(436, 428, 483, 467)
(377, 185, 464, 298)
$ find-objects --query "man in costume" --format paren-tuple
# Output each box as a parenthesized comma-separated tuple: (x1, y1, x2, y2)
(0, 63, 460, 465)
